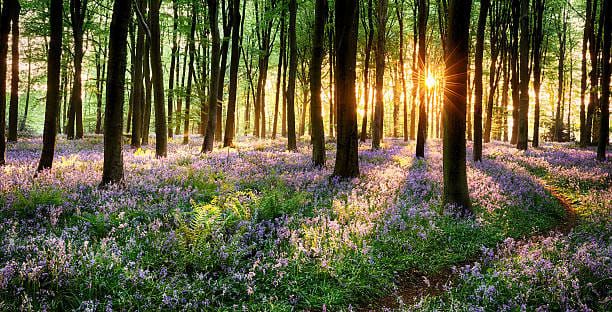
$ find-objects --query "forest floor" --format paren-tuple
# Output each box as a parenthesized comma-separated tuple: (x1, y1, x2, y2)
(0, 136, 609, 311)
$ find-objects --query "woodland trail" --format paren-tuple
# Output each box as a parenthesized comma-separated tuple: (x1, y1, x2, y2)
(357, 177, 578, 311)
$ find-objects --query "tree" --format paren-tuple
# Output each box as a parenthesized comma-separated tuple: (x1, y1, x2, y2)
(286, 0, 298, 151)
(415, 0, 428, 158)
(360, 0, 374, 142)
(202, 0, 222, 153)
(7, 0, 19, 142)
(333, 0, 360, 178)
(150, 0, 168, 157)
(310, 0, 327, 166)
(184, 1, 197, 145)
(131, 0, 146, 148)
(372, 0, 387, 150)
(443, 0, 472, 213)
(37, 0, 63, 172)
(272, 8, 286, 140)
(0, 0, 11, 165)
(516, 0, 530, 150)
(167, 0, 179, 138)
(396, 0, 408, 142)
(101, 0, 132, 185)
(473, 0, 489, 162)
(580, 0, 593, 147)
(597, 0, 610, 161)
(66, 0, 88, 140)
(224, 0, 241, 147)
(531, 0, 545, 147)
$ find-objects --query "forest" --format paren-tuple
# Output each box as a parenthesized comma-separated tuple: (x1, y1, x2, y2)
(0, 0, 610, 310)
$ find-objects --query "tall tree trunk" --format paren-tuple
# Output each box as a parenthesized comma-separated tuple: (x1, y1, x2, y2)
(585, 0, 600, 146)
(0, 0, 11, 164)
(554, 5, 567, 142)
(310, 0, 327, 166)
(510, 0, 520, 144)
(67, 0, 88, 140)
(473, 0, 488, 161)
(167, 0, 178, 138)
(360, 0, 374, 142)
(443, 0, 472, 213)
(410, 2, 417, 140)
(516, 0, 530, 150)
(372, 0, 387, 149)
(396, 0, 408, 141)
(333, 0, 359, 178)
(597, 0, 610, 160)
(580, 0, 593, 147)
(142, 39, 152, 145)
(286, 0, 298, 151)
(202, 0, 221, 152)
(101, 0, 132, 185)
(184, 1, 197, 144)
(415, 0, 428, 158)
(272, 11, 286, 140)
(131, 0, 146, 148)
(7, 0, 19, 142)
(224, 0, 241, 147)
(532, 0, 545, 147)
(37, 0, 63, 172)
(216, 0, 232, 141)
(150, 0, 168, 157)
(20, 38, 31, 132)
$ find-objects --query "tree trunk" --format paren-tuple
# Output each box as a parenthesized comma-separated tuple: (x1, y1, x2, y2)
(286, 0, 298, 151)
(202, 0, 221, 152)
(516, 0, 530, 150)
(415, 0, 428, 158)
(130, 0, 146, 148)
(184, 1, 197, 144)
(7, 0, 19, 142)
(101, 0, 132, 185)
(272, 9, 286, 140)
(396, 0, 408, 141)
(360, 0, 374, 142)
(372, 0, 387, 150)
(532, 0, 544, 147)
(167, 0, 178, 138)
(142, 39, 152, 145)
(597, 0, 610, 160)
(585, 0, 600, 146)
(224, 0, 241, 147)
(67, 0, 87, 140)
(310, 0, 327, 166)
(20, 38, 31, 132)
(150, 0, 168, 157)
(510, 0, 520, 145)
(443, 0, 472, 213)
(0, 0, 11, 164)
(473, 0, 488, 161)
(333, 0, 359, 177)
(37, 0, 63, 172)
(216, 0, 232, 141)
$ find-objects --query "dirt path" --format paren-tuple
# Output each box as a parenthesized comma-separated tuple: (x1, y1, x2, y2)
(357, 179, 577, 311)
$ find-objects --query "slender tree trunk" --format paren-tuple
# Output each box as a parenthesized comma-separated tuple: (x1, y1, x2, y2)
(580, 0, 592, 147)
(7, 0, 19, 142)
(20, 38, 31, 132)
(150, 0, 168, 157)
(101, 0, 132, 185)
(532, 0, 545, 147)
(184, 2, 197, 144)
(442, 0, 472, 213)
(0, 0, 12, 164)
(410, 3, 417, 140)
(67, 0, 87, 140)
(415, 0, 428, 158)
(372, 0, 387, 149)
(142, 39, 152, 145)
(131, 0, 146, 148)
(585, 0, 600, 146)
(473, 0, 488, 161)
(333, 0, 359, 178)
(167, 0, 178, 138)
(310, 0, 327, 166)
(272, 10, 286, 140)
(224, 0, 241, 147)
(396, 0, 408, 141)
(510, 0, 520, 144)
(216, 0, 232, 141)
(360, 0, 374, 142)
(516, 0, 530, 150)
(597, 0, 610, 160)
(287, 0, 298, 151)
(37, 0, 63, 172)
(202, 0, 221, 152)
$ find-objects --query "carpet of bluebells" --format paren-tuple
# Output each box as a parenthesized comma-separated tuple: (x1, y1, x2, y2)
(0, 136, 609, 311)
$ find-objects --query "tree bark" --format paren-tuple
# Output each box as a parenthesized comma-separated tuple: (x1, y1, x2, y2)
(516, 0, 530, 150)
(150, 0, 168, 157)
(372, 0, 387, 149)
(101, 0, 132, 185)
(360, 0, 374, 142)
(310, 0, 327, 166)
(473, 0, 488, 161)
(532, 0, 545, 147)
(415, 0, 428, 158)
(7, 0, 19, 142)
(167, 0, 178, 138)
(224, 0, 241, 147)
(37, 0, 63, 172)
(0, 0, 11, 164)
(597, 0, 610, 160)
(67, 0, 88, 140)
(130, 0, 146, 148)
(202, 0, 222, 152)
(286, 0, 298, 151)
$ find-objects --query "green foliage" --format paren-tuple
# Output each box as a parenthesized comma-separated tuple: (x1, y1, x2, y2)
(7, 188, 65, 219)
